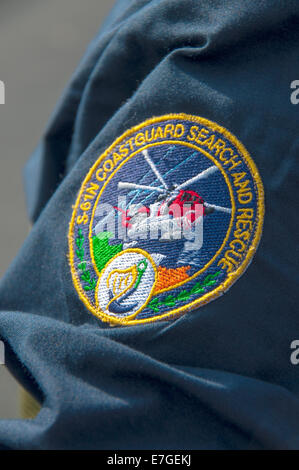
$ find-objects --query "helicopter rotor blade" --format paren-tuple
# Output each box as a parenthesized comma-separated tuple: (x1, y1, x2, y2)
(175, 165, 218, 191)
(118, 182, 166, 194)
(204, 202, 232, 214)
(142, 149, 169, 190)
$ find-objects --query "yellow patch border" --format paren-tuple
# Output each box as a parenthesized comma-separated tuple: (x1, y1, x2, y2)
(68, 113, 265, 326)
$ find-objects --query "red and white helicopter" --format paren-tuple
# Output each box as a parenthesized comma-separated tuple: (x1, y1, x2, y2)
(115, 149, 231, 241)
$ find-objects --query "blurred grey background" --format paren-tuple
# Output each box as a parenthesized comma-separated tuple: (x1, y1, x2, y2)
(0, 0, 114, 418)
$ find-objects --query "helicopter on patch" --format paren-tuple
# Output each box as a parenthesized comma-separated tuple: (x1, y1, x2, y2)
(115, 149, 232, 241)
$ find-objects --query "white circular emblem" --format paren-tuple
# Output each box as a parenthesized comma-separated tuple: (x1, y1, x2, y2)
(96, 249, 157, 321)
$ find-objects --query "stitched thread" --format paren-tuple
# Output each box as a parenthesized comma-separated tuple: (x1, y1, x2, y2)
(95, 248, 157, 322)
(76, 229, 97, 291)
(88, 139, 236, 283)
(153, 266, 191, 294)
(68, 114, 265, 326)
(92, 232, 123, 273)
(149, 271, 221, 313)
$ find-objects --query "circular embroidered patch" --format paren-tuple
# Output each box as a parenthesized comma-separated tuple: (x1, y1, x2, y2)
(69, 114, 264, 326)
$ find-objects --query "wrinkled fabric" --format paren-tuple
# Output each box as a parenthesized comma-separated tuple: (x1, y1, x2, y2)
(0, 0, 299, 449)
